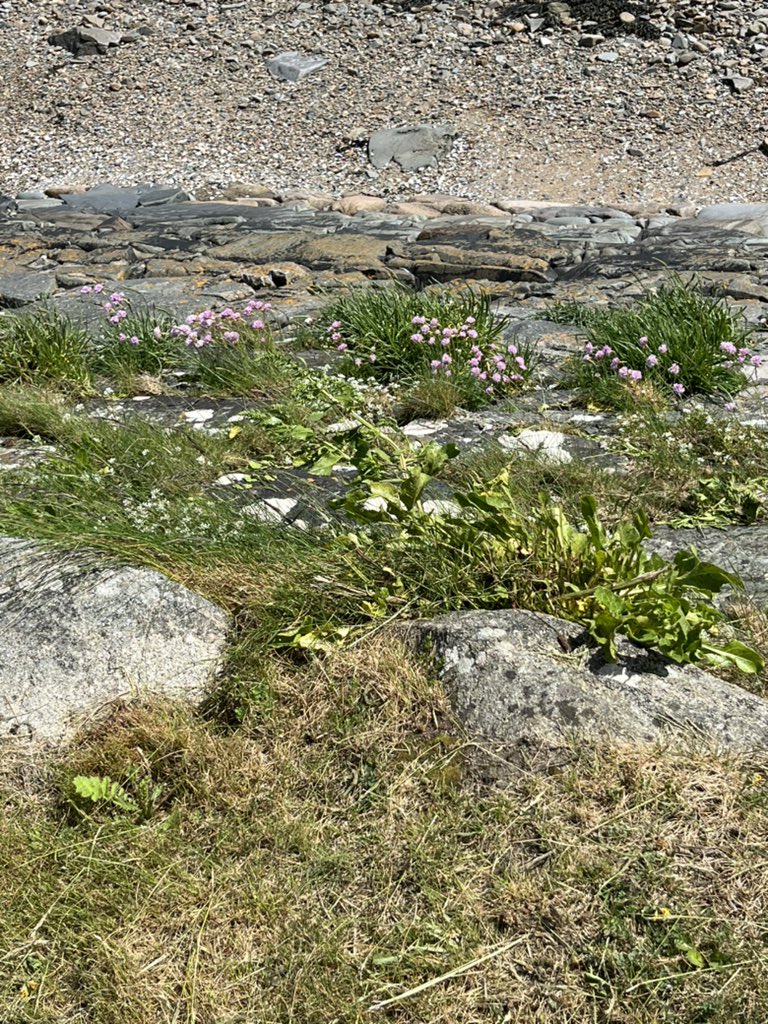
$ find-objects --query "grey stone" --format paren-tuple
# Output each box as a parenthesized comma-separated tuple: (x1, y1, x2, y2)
(60, 184, 148, 215)
(60, 184, 189, 216)
(0, 271, 58, 307)
(136, 186, 192, 207)
(0, 538, 229, 743)
(14, 198, 64, 212)
(411, 609, 768, 751)
(696, 203, 768, 236)
(498, 428, 574, 463)
(48, 25, 123, 56)
(368, 125, 458, 171)
(725, 74, 754, 93)
(266, 52, 328, 82)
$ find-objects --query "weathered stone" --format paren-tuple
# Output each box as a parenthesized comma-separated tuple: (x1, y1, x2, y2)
(136, 186, 192, 208)
(333, 195, 388, 216)
(0, 270, 58, 307)
(208, 230, 388, 273)
(696, 203, 768, 237)
(387, 201, 444, 219)
(368, 125, 458, 171)
(48, 25, 123, 56)
(266, 52, 328, 82)
(0, 538, 229, 743)
(61, 184, 189, 216)
(411, 610, 768, 751)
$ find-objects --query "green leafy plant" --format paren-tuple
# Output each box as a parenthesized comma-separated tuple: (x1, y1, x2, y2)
(322, 450, 763, 672)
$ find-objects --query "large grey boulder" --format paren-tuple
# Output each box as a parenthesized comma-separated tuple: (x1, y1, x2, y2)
(411, 609, 768, 751)
(0, 539, 229, 743)
(368, 125, 458, 172)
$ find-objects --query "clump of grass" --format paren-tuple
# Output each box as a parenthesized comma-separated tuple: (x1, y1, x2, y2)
(188, 344, 296, 397)
(92, 305, 181, 391)
(314, 286, 536, 409)
(395, 376, 466, 421)
(0, 309, 92, 393)
(550, 279, 757, 407)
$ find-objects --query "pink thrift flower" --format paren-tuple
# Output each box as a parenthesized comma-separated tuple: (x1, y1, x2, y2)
(672, 383, 685, 396)
(668, 363, 680, 376)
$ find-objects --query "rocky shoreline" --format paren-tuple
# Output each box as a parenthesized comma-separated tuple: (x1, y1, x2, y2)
(3, 185, 768, 746)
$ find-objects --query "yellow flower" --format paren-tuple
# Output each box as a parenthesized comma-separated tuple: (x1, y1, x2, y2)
(752, 772, 764, 786)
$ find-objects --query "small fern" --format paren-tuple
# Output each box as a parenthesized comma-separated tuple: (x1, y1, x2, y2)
(73, 775, 138, 813)
(71, 774, 163, 819)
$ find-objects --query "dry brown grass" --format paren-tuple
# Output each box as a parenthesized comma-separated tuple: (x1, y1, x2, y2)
(1, 641, 767, 1024)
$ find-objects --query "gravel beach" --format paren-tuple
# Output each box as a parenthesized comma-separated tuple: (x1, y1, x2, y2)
(1, 0, 767, 206)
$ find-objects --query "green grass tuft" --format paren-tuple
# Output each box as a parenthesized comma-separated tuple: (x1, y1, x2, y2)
(0, 310, 93, 393)
(548, 279, 756, 406)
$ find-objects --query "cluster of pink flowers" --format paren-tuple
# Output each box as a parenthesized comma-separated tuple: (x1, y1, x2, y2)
(719, 340, 763, 369)
(170, 300, 272, 348)
(582, 335, 686, 397)
(327, 319, 370, 362)
(327, 313, 528, 397)
(409, 317, 526, 395)
(583, 332, 764, 400)
(81, 285, 140, 342)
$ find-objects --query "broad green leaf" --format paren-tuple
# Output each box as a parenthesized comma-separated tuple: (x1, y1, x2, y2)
(308, 450, 341, 476)
(593, 586, 625, 617)
(704, 640, 765, 675)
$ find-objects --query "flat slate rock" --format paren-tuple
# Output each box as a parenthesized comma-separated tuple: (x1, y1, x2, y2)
(60, 184, 191, 216)
(411, 609, 768, 752)
(0, 270, 58, 307)
(0, 538, 229, 744)
(696, 203, 768, 236)
(368, 125, 458, 172)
